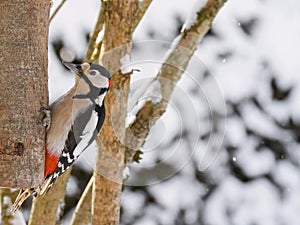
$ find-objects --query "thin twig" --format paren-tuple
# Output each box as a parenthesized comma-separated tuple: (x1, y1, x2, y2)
(70, 177, 93, 225)
(49, 0, 68, 23)
(85, 2, 106, 62)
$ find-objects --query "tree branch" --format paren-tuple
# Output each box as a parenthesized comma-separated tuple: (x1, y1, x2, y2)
(124, 0, 227, 163)
(49, 0, 68, 22)
(70, 177, 93, 225)
(85, 2, 105, 63)
(92, 0, 137, 224)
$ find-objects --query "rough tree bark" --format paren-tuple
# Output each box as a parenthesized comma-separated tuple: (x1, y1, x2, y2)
(92, 1, 137, 224)
(0, 0, 50, 188)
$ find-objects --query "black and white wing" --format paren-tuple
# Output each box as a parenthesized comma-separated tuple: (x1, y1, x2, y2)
(40, 104, 105, 194)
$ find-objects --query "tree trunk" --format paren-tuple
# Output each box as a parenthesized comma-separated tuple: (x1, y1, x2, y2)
(92, 1, 137, 224)
(0, 0, 50, 188)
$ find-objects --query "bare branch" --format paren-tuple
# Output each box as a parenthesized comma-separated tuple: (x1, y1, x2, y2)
(85, 3, 105, 62)
(49, 0, 68, 23)
(85, 0, 152, 64)
(70, 177, 93, 225)
(125, 0, 228, 163)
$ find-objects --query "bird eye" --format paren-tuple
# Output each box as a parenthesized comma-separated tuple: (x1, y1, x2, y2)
(90, 70, 97, 76)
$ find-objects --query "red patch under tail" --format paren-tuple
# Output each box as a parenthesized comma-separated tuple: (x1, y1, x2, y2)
(44, 145, 59, 178)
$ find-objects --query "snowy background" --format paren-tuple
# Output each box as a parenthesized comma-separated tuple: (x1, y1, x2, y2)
(26, 0, 300, 224)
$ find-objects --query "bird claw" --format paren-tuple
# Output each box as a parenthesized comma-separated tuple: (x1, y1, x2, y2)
(40, 107, 51, 130)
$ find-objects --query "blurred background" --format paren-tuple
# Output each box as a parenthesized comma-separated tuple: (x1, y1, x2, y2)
(40, 0, 300, 224)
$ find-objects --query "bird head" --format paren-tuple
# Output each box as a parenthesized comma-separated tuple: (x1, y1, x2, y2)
(62, 61, 111, 90)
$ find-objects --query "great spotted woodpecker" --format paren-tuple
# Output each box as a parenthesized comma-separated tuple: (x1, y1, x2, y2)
(11, 62, 110, 213)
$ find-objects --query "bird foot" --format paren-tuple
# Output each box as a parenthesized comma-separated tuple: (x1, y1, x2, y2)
(40, 107, 51, 130)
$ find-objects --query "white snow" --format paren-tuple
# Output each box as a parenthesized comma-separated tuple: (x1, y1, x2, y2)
(204, 178, 281, 225)
(123, 166, 130, 179)
(1, 196, 26, 225)
(126, 79, 162, 128)
(120, 54, 132, 74)
(11, 211, 26, 225)
(183, 0, 208, 30)
(125, 112, 136, 128)
(121, 189, 145, 219)
(133, 0, 198, 40)
(3, 196, 11, 205)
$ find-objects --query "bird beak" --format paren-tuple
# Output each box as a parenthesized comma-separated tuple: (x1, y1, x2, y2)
(62, 61, 82, 77)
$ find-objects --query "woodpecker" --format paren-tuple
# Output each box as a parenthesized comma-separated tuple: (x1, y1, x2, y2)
(11, 62, 111, 213)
